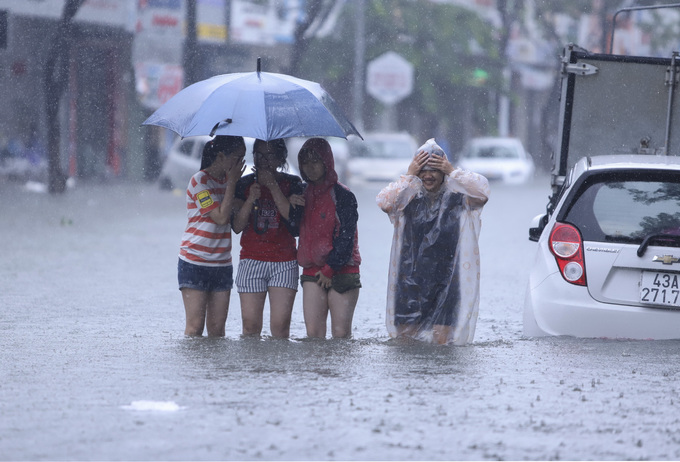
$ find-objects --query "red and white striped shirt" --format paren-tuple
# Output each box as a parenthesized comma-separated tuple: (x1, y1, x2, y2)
(179, 170, 233, 267)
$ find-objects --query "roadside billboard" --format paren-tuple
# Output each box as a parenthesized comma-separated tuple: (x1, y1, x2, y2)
(3, 0, 135, 30)
(229, 0, 300, 45)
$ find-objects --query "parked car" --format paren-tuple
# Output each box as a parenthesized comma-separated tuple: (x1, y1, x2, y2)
(524, 155, 680, 339)
(524, 44, 680, 340)
(457, 137, 535, 184)
(158, 136, 298, 191)
(346, 132, 418, 186)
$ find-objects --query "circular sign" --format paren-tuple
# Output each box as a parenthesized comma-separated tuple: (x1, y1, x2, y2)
(366, 51, 414, 105)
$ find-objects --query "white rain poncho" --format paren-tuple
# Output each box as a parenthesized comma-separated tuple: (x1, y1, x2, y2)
(376, 139, 490, 345)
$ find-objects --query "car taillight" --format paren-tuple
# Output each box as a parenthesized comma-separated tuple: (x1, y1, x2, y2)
(549, 222, 587, 286)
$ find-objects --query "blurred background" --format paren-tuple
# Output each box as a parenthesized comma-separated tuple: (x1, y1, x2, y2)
(2, 0, 680, 192)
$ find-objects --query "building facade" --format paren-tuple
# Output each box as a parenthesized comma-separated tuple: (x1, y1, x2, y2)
(0, 0, 301, 181)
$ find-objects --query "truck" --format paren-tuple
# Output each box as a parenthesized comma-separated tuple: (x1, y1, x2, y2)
(530, 41, 680, 240)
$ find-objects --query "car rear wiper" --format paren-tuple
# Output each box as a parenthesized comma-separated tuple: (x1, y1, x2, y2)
(637, 233, 680, 257)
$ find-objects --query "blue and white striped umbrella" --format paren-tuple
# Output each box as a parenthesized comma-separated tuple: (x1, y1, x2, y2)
(143, 65, 362, 142)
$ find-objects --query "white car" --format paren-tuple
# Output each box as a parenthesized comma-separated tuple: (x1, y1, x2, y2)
(158, 135, 298, 190)
(457, 137, 535, 184)
(346, 132, 418, 186)
(524, 155, 680, 339)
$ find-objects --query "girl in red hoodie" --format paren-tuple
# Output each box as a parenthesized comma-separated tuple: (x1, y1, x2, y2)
(293, 138, 362, 338)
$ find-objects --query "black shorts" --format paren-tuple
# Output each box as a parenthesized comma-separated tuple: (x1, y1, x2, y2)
(300, 273, 361, 294)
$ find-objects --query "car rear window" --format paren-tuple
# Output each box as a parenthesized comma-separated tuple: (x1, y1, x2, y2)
(561, 171, 680, 243)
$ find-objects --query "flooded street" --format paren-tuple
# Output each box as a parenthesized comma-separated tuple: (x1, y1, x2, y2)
(2, 177, 680, 461)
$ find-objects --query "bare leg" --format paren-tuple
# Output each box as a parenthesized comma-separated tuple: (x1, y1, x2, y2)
(268, 287, 297, 338)
(240, 292, 267, 337)
(302, 282, 329, 338)
(205, 290, 230, 337)
(396, 323, 418, 339)
(433, 324, 453, 344)
(182, 288, 209, 336)
(328, 288, 359, 338)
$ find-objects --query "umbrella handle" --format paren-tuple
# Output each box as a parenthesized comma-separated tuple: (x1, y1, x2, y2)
(209, 119, 233, 137)
(251, 199, 269, 235)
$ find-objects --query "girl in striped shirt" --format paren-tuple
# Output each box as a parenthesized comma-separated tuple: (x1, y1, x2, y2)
(178, 136, 246, 337)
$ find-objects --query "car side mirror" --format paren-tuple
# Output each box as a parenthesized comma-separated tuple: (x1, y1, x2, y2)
(529, 213, 548, 242)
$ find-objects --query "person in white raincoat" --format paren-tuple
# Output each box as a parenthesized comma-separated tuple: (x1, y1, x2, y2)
(376, 139, 490, 345)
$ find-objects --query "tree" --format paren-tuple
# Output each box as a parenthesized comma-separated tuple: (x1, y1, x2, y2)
(44, 0, 86, 194)
(498, 0, 680, 169)
(295, 0, 503, 146)
(286, 0, 338, 77)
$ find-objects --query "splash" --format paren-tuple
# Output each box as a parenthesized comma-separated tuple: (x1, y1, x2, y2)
(121, 400, 182, 411)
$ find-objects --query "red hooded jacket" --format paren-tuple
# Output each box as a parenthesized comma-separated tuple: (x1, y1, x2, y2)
(297, 138, 361, 278)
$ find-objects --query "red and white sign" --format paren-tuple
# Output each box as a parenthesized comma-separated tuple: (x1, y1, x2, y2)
(134, 62, 183, 110)
(230, 0, 299, 46)
(366, 51, 414, 105)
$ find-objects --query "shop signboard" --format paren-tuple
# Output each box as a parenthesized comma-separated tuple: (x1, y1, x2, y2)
(4, 0, 134, 30)
(197, 0, 227, 43)
(133, 0, 184, 109)
(229, 0, 299, 45)
(134, 62, 183, 110)
(136, 0, 183, 39)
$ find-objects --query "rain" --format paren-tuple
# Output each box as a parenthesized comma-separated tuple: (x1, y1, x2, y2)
(3, 1, 680, 461)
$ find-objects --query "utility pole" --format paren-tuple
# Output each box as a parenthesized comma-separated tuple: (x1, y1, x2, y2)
(44, 0, 85, 194)
(183, 0, 199, 87)
(352, 0, 365, 133)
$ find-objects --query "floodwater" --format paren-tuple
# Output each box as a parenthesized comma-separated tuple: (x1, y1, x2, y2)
(1, 176, 680, 461)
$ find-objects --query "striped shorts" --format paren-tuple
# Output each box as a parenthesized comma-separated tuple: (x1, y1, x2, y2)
(235, 259, 299, 293)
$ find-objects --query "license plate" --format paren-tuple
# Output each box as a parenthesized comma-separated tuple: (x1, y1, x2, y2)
(640, 271, 680, 307)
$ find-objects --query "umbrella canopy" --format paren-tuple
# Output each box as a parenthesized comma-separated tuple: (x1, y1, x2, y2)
(142, 66, 362, 141)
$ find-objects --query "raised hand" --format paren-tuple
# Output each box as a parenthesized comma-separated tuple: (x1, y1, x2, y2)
(427, 155, 454, 175)
(256, 169, 277, 188)
(247, 183, 261, 203)
(407, 150, 429, 176)
(227, 157, 246, 183)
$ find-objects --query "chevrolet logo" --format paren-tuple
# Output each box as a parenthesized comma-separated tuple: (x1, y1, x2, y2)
(653, 255, 680, 265)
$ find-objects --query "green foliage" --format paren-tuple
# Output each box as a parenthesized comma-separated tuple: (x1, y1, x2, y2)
(298, 0, 504, 133)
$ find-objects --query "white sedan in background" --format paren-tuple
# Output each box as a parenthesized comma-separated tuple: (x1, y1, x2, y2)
(457, 137, 535, 184)
(158, 136, 299, 191)
(346, 132, 418, 186)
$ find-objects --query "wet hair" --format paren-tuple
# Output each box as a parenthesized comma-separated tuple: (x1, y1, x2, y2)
(298, 145, 323, 164)
(298, 138, 333, 164)
(200, 136, 245, 170)
(253, 138, 288, 170)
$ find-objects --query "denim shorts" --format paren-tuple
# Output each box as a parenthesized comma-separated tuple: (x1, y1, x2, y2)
(178, 258, 233, 292)
(235, 259, 299, 292)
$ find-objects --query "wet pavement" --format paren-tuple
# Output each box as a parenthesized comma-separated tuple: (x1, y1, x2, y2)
(1, 177, 680, 460)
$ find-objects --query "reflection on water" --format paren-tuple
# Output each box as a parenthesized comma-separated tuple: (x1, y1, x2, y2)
(174, 335, 482, 385)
